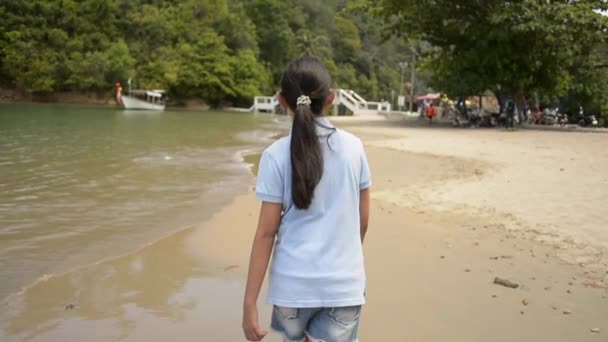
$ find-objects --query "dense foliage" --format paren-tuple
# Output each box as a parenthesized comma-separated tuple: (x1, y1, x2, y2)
(371, 0, 608, 118)
(0, 0, 418, 107)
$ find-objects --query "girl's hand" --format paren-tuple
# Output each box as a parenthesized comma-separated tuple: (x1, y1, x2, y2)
(243, 304, 268, 341)
(243, 202, 280, 340)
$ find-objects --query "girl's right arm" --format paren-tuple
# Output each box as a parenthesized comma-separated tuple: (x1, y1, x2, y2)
(242, 201, 282, 341)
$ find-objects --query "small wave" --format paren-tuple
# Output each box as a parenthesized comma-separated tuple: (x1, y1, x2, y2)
(13, 195, 38, 201)
(12, 184, 49, 193)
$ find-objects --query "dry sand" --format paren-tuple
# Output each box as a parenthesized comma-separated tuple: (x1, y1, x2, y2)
(1, 116, 607, 341)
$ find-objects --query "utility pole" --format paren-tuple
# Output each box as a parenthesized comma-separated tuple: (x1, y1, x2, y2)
(409, 53, 416, 113)
(398, 62, 407, 110)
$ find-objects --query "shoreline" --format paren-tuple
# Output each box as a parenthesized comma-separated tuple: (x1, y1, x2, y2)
(0, 91, 245, 112)
(0, 109, 288, 305)
(0, 100, 220, 112)
(1, 117, 607, 341)
(0, 151, 260, 307)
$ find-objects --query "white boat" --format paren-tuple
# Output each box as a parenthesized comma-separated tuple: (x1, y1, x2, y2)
(121, 90, 166, 110)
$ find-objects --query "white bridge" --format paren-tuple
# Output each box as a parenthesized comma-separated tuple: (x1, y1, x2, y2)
(252, 89, 391, 115)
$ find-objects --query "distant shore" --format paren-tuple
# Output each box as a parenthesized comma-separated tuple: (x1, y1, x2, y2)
(0, 88, 223, 110)
(0, 88, 114, 106)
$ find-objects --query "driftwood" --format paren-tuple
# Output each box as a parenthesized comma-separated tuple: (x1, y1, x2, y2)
(493, 277, 519, 288)
(489, 255, 513, 260)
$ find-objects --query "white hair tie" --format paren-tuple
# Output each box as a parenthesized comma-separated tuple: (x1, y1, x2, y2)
(296, 95, 312, 107)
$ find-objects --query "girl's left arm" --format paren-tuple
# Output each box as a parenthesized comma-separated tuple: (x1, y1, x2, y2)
(242, 201, 282, 341)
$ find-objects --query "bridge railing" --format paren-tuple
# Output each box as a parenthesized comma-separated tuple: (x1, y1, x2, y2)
(253, 96, 279, 113)
(366, 101, 392, 112)
(253, 90, 390, 115)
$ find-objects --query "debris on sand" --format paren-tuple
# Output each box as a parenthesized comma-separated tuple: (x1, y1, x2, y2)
(522, 299, 529, 306)
(590, 328, 600, 333)
(494, 277, 519, 288)
(563, 309, 572, 315)
(65, 304, 75, 310)
(489, 255, 513, 260)
(224, 265, 239, 272)
(583, 281, 607, 289)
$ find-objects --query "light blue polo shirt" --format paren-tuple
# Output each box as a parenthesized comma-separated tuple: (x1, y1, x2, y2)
(256, 117, 371, 308)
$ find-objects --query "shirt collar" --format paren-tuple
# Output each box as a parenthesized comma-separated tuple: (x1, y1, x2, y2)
(288, 116, 335, 136)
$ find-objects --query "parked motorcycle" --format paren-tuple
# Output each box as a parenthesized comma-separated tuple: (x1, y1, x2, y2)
(557, 111, 568, 127)
(577, 107, 598, 128)
(542, 107, 558, 125)
(578, 113, 598, 127)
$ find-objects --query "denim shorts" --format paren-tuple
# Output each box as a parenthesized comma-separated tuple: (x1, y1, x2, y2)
(271, 305, 361, 342)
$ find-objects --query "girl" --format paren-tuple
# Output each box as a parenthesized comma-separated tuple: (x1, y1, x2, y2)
(242, 56, 371, 342)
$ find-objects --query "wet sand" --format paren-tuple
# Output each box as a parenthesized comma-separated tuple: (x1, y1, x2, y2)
(2, 117, 607, 341)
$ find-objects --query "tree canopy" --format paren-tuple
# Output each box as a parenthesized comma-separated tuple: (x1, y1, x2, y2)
(0, 0, 421, 107)
(371, 0, 608, 116)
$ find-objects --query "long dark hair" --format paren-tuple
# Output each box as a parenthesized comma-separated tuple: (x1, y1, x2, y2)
(280, 56, 332, 209)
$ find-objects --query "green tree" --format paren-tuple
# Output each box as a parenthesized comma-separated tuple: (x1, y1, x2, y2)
(2, 31, 58, 94)
(245, 0, 299, 82)
(560, 43, 608, 122)
(333, 16, 361, 63)
(171, 31, 235, 106)
(372, 0, 608, 111)
(228, 50, 272, 106)
(104, 39, 136, 86)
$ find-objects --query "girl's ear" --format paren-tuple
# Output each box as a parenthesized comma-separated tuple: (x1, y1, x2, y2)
(277, 91, 295, 117)
(324, 89, 336, 109)
(277, 91, 289, 110)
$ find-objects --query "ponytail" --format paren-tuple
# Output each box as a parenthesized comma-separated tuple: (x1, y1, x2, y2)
(290, 101, 323, 209)
(280, 55, 332, 210)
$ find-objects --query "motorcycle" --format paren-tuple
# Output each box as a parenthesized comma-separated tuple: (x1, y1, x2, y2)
(557, 111, 568, 127)
(542, 107, 558, 125)
(578, 114, 599, 127)
(577, 107, 598, 128)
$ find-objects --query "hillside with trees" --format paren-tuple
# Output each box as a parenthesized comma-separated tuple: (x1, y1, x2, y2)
(0, 0, 421, 107)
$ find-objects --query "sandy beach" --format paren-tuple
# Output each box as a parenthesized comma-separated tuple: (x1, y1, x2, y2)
(2, 116, 607, 341)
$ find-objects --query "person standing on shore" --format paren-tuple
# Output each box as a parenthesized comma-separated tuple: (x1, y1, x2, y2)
(427, 103, 436, 126)
(115, 82, 122, 104)
(242, 56, 371, 342)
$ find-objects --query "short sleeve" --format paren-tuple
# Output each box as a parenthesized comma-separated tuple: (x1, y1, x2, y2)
(256, 150, 284, 203)
(359, 144, 372, 190)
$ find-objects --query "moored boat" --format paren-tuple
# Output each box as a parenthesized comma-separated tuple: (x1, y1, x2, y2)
(121, 90, 166, 110)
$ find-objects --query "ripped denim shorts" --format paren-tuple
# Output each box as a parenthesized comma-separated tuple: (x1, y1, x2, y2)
(271, 305, 361, 342)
